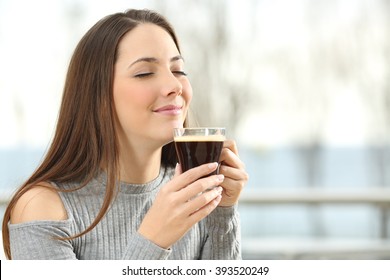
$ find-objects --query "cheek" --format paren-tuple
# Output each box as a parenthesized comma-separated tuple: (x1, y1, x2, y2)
(113, 83, 155, 131)
(114, 82, 153, 111)
(183, 81, 193, 106)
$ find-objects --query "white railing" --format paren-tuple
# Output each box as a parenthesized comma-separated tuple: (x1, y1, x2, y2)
(241, 237, 390, 259)
(239, 188, 390, 259)
(239, 188, 390, 205)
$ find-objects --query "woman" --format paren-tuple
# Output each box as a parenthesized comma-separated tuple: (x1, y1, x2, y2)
(2, 9, 248, 260)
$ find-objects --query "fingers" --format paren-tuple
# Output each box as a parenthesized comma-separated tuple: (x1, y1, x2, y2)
(220, 176, 245, 195)
(138, 163, 223, 249)
(188, 192, 222, 223)
(219, 164, 247, 181)
(223, 139, 239, 156)
(173, 163, 182, 178)
(168, 162, 219, 191)
(139, 140, 247, 248)
(185, 186, 223, 215)
(219, 140, 245, 169)
(217, 140, 249, 207)
(179, 174, 224, 201)
(219, 141, 249, 187)
(163, 162, 224, 215)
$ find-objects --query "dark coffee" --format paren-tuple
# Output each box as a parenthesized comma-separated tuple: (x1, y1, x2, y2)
(174, 135, 225, 175)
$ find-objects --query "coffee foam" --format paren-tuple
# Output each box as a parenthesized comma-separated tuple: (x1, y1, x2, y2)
(174, 135, 226, 142)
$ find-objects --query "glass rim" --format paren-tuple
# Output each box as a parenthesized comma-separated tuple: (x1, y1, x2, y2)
(173, 127, 226, 138)
(173, 127, 225, 131)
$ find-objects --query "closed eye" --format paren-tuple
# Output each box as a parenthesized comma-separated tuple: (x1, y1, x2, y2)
(134, 72, 154, 78)
(172, 71, 188, 76)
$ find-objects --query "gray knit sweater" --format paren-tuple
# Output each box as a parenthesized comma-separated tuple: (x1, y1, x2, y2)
(8, 166, 241, 260)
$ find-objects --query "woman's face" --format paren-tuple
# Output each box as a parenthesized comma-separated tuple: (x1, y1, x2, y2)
(113, 23, 192, 149)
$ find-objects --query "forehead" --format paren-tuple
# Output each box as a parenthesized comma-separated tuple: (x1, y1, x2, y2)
(116, 23, 179, 60)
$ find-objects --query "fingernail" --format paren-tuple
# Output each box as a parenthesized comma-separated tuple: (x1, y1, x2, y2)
(217, 174, 224, 182)
(216, 186, 223, 194)
(208, 162, 218, 169)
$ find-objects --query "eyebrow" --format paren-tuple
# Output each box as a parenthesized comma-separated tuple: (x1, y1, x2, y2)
(128, 55, 184, 68)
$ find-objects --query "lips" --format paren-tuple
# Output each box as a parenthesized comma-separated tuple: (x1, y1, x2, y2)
(153, 104, 183, 116)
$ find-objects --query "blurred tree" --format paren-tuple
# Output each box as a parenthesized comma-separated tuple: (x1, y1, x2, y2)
(154, 0, 258, 137)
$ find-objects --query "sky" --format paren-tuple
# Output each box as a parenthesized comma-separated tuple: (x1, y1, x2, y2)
(0, 0, 153, 147)
(0, 0, 387, 149)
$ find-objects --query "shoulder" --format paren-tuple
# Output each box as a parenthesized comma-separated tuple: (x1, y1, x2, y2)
(10, 182, 68, 224)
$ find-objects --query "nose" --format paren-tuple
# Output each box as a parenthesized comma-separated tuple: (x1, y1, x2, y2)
(161, 71, 183, 97)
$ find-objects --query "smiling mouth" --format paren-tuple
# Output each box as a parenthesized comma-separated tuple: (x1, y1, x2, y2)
(153, 105, 183, 116)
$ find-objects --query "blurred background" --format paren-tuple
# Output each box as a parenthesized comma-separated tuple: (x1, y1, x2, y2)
(1, 0, 390, 259)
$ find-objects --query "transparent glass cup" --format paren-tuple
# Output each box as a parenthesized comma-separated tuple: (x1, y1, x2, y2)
(173, 127, 226, 176)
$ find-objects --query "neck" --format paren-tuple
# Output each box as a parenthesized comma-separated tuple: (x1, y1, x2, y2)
(118, 142, 163, 184)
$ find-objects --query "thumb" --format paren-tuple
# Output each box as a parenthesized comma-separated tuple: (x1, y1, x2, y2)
(174, 163, 182, 178)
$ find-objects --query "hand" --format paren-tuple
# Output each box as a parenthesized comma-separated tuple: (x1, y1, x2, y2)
(218, 140, 249, 207)
(138, 162, 224, 249)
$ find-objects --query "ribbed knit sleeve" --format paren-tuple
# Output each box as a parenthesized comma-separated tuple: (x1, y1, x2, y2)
(122, 232, 171, 260)
(201, 205, 242, 260)
(8, 221, 172, 260)
(9, 220, 77, 260)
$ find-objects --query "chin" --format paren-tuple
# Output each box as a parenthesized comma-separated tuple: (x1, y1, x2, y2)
(158, 137, 174, 149)
(157, 128, 175, 145)
(169, 120, 185, 130)
(154, 120, 184, 142)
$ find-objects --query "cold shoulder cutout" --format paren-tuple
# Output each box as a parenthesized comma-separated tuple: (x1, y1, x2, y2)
(10, 182, 68, 224)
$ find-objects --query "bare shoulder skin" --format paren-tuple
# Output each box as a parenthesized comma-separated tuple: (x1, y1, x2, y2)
(10, 182, 68, 224)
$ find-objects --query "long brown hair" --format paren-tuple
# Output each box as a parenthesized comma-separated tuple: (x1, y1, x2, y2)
(2, 9, 186, 259)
